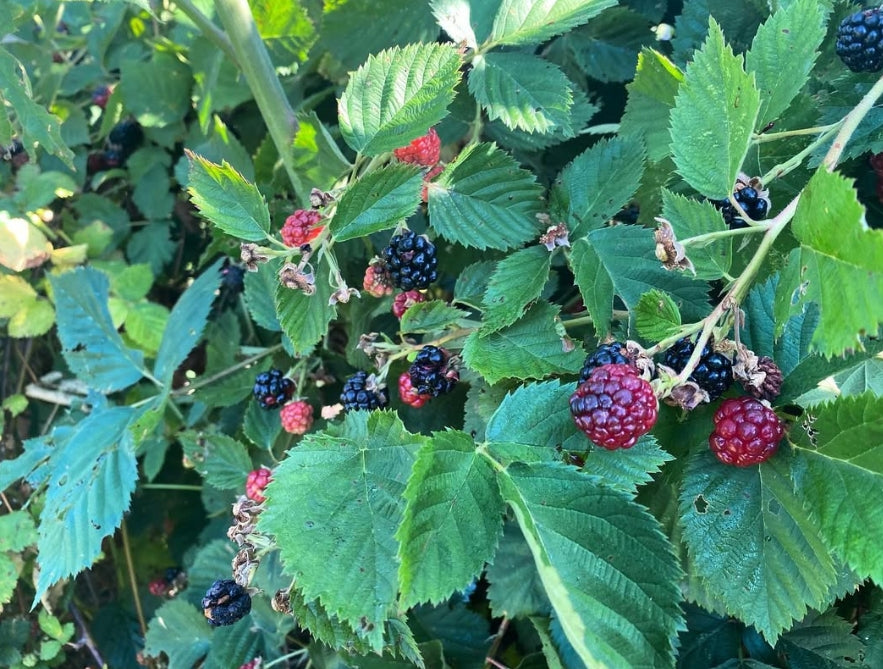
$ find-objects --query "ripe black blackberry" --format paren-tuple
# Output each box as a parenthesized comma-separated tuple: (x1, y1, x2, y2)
(202, 579, 251, 627)
(408, 345, 458, 397)
(340, 371, 389, 411)
(381, 229, 438, 290)
(836, 8, 883, 73)
(108, 119, 143, 155)
(662, 338, 733, 400)
(252, 368, 295, 409)
(579, 342, 630, 384)
(712, 187, 769, 229)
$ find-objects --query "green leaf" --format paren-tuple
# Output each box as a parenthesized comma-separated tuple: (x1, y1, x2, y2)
(274, 260, 336, 356)
(774, 168, 883, 358)
(123, 302, 169, 354)
(187, 152, 271, 242)
(34, 407, 139, 604)
(549, 136, 646, 239)
(486, 380, 584, 453)
(669, 19, 760, 198)
(243, 400, 282, 451)
(0, 553, 15, 608)
(260, 411, 426, 650)
(154, 258, 223, 384)
(0, 47, 74, 167)
(397, 430, 504, 607)
(569, 228, 710, 334)
(791, 394, 883, 585)
(486, 522, 550, 618)
(286, 586, 372, 656)
(462, 302, 583, 384)
(0, 213, 52, 272)
(243, 261, 282, 332)
(292, 112, 352, 191)
(660, 189, 731, 280)
(775, 609, 865, 669)
(635, 290, 683, 342)
(428, 142, 543, 251)
(680, 450, 837, 641)
(581, 435, 675, 495)
(330, 164, 423, 242)
(119, 52, 193, 127)
(564, 6, 650, 84)
(400, 300, 470, 335)
(468, 52, 573, 135)
(745, 0, 827, 127)
(620, 48, 684, 163)
(431, 0, 498, 48)
(339, 43, 461, 156)
(498, 462, 683, 666)
(454, 260, 497, 309)
(0, 511, 36, 552)
(50, 268, 146, 392)
(178, 430, 252, 491)
(488, 0, 617, 47)
(782, 339, 883, 407)
(144, 600, 211, 669)
(481, 246, 551, 335)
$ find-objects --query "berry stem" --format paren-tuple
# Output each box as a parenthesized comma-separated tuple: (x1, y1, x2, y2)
(173, 0, 238, 64)
(822, 72, 883, 171)
(760, 124, 841, 185)
(120, 520, 148, 637)
(263, 648, 309, 668)
(679, 225, 768, 248)
(751, 121, 842, 143)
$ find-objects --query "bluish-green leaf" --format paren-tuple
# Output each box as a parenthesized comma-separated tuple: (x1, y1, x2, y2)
(486, 380, 584, 453)
(397, 430, 504, 607)
(330, 164, 423, 242)
(50, 268, 146, 392)
(669, 19, 760, 198)
(144, 600, 211, 669)
(660, 189, 731, 280)
(428, 142, 543, 251)
(487, 521, 551, 618)
(154, 258, 223, 384)
(178, 430, 252, 491)
(468, 52, 573, 135)
(274, 259, 336, 356)
(481, 246, 552, 335)
(339, 43, 461, 156)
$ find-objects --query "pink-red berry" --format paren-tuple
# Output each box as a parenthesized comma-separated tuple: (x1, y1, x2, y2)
(280, 400, 314, 435)
(281, 209, 324, 248)
(393, 128, 440, 167)
(421, 163, 444, 202)
(239, 659, 262, 669)
(398, 372, 431, 408)
(245, 467, 272, 503)
(392, 290, 426, 319)
(148, 578, 169, 597)
(363, 263, 394, 297)
(709, 397, 784, 466)
(569, 364, 658, 449)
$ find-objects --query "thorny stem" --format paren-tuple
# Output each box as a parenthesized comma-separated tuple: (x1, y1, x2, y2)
(120, 520, 147, 637)
(661, 73, 883, 389)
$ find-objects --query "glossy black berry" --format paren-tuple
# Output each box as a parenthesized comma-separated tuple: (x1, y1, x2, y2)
(108, 119, 143, 154)
(340, 371, 389, 412)
(221, 264, 246, 294)
(382, 230, 438, 290)
(836, 8, 883, 73)
(201, 579, 251, 627)
(662, 338, 733, 400)
(579, 342, 630, 384)
(408, 345, 458, 397)
(712, 187, 770, 229)
(252, 368, 295, 409)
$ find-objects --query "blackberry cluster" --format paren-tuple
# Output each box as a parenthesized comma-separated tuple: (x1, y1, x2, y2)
(712, 187, 769, 229)
(340, 371, 389, 412)
(662, 337, 733, 401)
(836, 8, 883, 73)
(202, 579, 251, 627)
(88, 119, 143, 171)
(252, 369, 295, 409)
(408, 345, 458, 397)
(579, 342, 630, 384)
(382, 230, 438, 290)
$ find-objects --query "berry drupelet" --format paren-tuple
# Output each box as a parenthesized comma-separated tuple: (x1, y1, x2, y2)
(382, 229, 439, 291)
(836, 8, 883, 73)
(398, 372, 431, 408)
(340, 371, 389, 412)
(569, 364, 658, 449)
(280, 400, 314, 435)
(712, 186, 770, 229)
(245, 467, 272, 503)
(709, 396, 784, 466)
(408, 345, 458, 397)
(253, 369, 295, 409)
(662, 337, 733, 401)
(393, 128, 441, 167)
(579, 341, 630, 384)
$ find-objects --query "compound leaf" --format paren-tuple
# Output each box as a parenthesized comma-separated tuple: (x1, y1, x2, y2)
(468, 52, 573, 135)
(428, 142, 543, 251)
(486, 380, 584, 453)
(260, 411, 426, 650)
(50, 268, 145, 393)
(680, 450, 837, 641)
(331, 164, 423, 242)
(660, 189, 731, 280)
(791, 394, 883, 585)
(669, 18, 760, 198)
(187, 152, 271, 242)
(339, 43, 461, 156)
(499, 462, 683, 666)
(774, 168, 883, 358)
(397, 430, 504, 607)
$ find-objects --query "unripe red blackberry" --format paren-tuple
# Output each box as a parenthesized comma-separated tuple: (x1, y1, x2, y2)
(398, 372, 431, 408)
(709, 397, 784, 466)
(393, 128, 441, 167)
(245, 467, 272, 503)
(392, 290, 426, 319)
(281, 209, 324, 247)
(280, 400, 314, 435)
